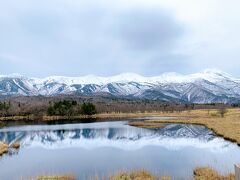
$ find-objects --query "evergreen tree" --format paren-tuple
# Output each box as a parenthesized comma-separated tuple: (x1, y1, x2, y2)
(81, 102, 96, 115)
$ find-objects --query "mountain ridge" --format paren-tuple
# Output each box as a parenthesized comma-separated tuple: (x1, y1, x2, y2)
(1, 69, 240, 104)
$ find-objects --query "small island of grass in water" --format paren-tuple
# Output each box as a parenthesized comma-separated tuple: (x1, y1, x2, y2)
(0, 141, 20, 156)
(0, 141, 8, 156)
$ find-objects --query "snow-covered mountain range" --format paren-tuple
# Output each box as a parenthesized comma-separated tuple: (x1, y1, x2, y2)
(1, 69, 240, 103)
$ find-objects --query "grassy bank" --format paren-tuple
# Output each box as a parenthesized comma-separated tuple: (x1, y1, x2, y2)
(0, 111, 186, 122)
(36, 175, 75, 180)
(42, 112, 170, 121)
(0, 141, 8, 156)
(0, 108, 224, 122)
(34, 168, 235, 180)
(129, 108, 240, 145)
(109, 170, 170, 180)
(194, 167, 234, 180)
(0, 109, 234, 123)
(34, 170, 170, 180)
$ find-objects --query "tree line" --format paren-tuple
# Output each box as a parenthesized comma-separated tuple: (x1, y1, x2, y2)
(0, 95, 234, 117)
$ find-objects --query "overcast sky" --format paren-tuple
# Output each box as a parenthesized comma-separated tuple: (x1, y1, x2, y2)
(1, 0, 240, 77)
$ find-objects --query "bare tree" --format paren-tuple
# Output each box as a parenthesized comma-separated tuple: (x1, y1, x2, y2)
(218, 107, 227, 118)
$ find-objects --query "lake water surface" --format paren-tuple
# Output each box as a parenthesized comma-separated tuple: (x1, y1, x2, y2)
(0, 121, 240, 180)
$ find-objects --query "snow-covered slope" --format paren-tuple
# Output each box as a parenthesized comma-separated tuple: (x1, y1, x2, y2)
(0, 69, 240, 103)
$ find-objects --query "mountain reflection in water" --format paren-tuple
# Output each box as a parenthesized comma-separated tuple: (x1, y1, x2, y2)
(0, 121, 240, 180)
(0, 122, 229, 150)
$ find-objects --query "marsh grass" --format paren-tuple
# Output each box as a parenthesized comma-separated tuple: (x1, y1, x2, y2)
(10, 142, 20, 149)
(0, 109, 211, 122)
(109, 170, 155, 180)
(128, 121, 167, 129)
(36, 175, 76, 180)
(109, 170, 172, 180)
(0, 141, 8, 155)
(194, 167, 235, 180)
(129, 108, 240, 145)
(42, 109, 226, 122)
(0, 141, 21, 156)
(25, 168, 236, 180)
(32, 170, 172, 180)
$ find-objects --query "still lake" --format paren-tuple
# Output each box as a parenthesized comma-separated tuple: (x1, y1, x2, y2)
(0, 120, 240, 179)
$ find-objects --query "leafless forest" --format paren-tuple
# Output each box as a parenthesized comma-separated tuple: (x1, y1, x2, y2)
(0, 95, 231, 117)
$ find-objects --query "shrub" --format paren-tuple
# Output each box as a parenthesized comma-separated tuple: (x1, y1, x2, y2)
(47, 100, 78, 116)
(81, 102, 96, 115)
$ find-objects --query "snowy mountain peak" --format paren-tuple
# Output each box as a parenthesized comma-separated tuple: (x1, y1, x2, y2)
(0, 69, 235, 84)
(201, 69, 233, 79)
(0, 70, 240, 103)
(202, 68, 229, 75)
(0, 73, 25, 79)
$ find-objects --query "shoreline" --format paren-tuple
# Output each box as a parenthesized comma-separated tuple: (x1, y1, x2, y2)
(0, 108, 215, 122)
(129, 120, 240, 146)
(0, 113, 176, 121)
(128, 109, 240, 145)
(29, 168, 236, 180)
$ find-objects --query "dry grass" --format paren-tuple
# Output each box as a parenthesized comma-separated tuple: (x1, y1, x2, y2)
(0, 112, 167, 121)
(129, 121, 167, 129)
(109, 170, 170, 180)
(28, 168, 236, 180)
(0, 141, 21, 156)
(36, 175, 76, 180)
(10, 142, 20, 149)
(0, 141, 8, 156)
(42, 109, 226, 121)
(159, 177, 171, 180)
(130, 108, 240, 145)
(194, 167, 235, 180)
(41, 112, 176, 122)
(41, 170, 172, 180)
(33, 171, 170, 180)
(0, 110, 203, 122)
(110, 170, 155, 180)
(0, 108, 227, 122)
(0, 115, 36, 121)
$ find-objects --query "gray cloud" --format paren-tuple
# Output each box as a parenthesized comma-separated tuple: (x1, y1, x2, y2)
(0, 0, 187, 77)
(115, 9, 184, 51)
(4, 0, 240, 77)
